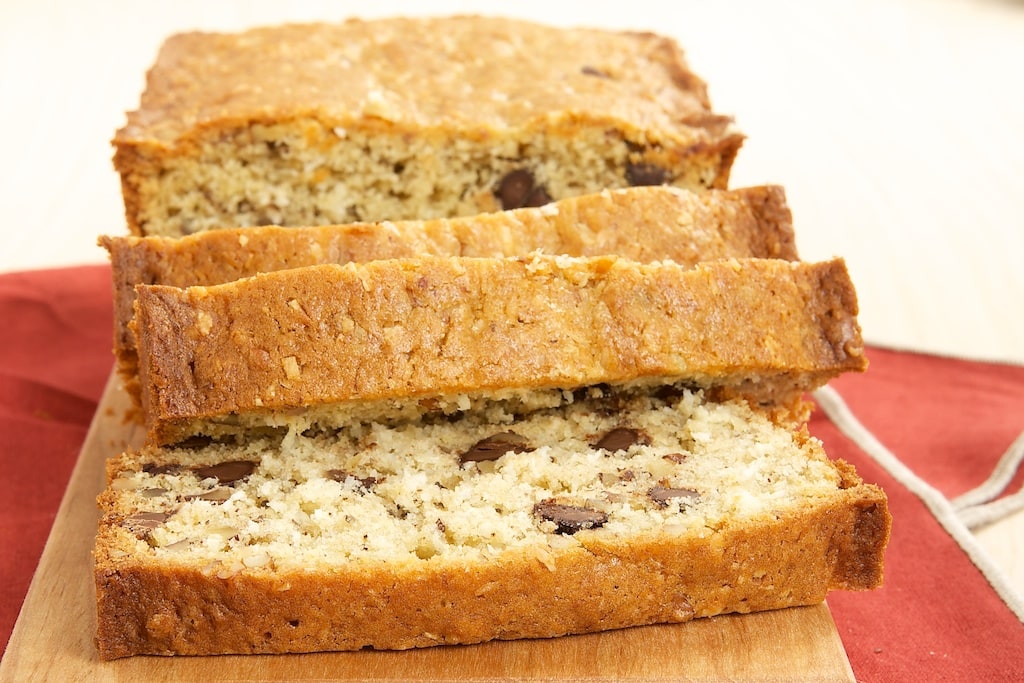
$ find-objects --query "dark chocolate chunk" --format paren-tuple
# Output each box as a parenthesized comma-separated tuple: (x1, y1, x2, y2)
(460, 432, 533, 464)
(523, 185, 553, 208)
(593, 427, 651, 453)
(626, 163, 670, 187)
(496, 169, 551, 210)
(662, 453, 688, 464)
(497, 169, 536, 210)
(123, 511, 171, 539)
(192, 460, 257, 485)
(170, 435, 214, 450)
(648, 486, 700, 508)
(534, 500, 608, 534)
(326, 469, 380, 490)
(653, 384, 690, 403)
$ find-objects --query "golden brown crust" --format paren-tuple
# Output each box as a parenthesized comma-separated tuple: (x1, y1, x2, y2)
(132, 255, 866, 446)
(829, 461, 892, 589)
(94, 483, 888, 659)
(112, 17, 743, 236)
(102, 184, 796, 403)
(116, 17, 723, 151)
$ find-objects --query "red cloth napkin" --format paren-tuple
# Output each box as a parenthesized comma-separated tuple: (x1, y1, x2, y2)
(0, 265, 114, 656)
(1, 265, 1022, 680)
(816, 348, 1024, 681)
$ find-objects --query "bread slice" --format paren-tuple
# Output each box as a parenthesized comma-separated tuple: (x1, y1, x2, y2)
(94, 385, 889, 659)
(132, 254, 866, 447)
(112, 16, 743, 237)
(102, 184, 795, 401)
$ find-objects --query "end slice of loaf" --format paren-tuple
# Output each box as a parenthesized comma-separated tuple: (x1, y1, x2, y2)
(102, 184, 795, 402)
(112, 16, 743, 237)
(132, 255, 866, 447)
(94, 386, 889, 659)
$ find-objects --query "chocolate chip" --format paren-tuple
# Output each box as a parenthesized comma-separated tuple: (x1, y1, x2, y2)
(460, 432, 533, 464)
(648, 486, 700, 508)
(496, 169, 552, 210)
(171, 435, 214, 450)
(662, 453, 688, 464)
(326, 469, 380, 490)
(653, 384, 690, 403)
(123, 511, 171, 539)
(593, 427, 650, 453)
(581, 65, 610, 78)
(626, 163, 670, 187)
(192, 460, 257, 485)
(534, 500, 608, 535)
(497, 169, 535, 209)
(523, 185, 553, 208)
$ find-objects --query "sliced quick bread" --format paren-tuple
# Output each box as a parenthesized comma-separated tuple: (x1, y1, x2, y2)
(132, 254, 866, 446)
(95, 385, 888, 659)
(102, 184, 794, 398)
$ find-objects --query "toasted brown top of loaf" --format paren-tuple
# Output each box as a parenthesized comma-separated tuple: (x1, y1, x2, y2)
(114, 16, 737, 149)
(132, 255, 866, 446)
(101, 185, 795, 365)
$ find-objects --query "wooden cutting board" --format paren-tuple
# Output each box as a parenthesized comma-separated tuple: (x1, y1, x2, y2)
(0, 374, 855, 682)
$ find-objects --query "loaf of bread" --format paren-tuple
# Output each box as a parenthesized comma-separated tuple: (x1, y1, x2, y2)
(103, 184, 795, 399)
(112, 16, 744, 237)
(132, 254, 866, 447)
(99, 15, 889, 662)
(94, 384, 889, 659)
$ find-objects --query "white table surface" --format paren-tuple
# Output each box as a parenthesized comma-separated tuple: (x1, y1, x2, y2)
(2, 0, 1021, 607)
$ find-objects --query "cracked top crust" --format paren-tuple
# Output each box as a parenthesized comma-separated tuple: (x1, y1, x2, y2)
(115, 16, 736, 149)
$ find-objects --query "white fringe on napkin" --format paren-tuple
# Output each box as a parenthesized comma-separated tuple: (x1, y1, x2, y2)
(951, 430, 1024, 529)
(814, 385, 1024, 623)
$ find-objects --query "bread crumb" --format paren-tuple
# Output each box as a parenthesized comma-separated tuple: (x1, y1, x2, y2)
(196, 311, 213, 335)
